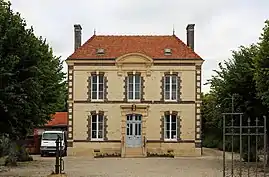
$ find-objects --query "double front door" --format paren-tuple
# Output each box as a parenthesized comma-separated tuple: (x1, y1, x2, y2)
(126, 114, 142, 147)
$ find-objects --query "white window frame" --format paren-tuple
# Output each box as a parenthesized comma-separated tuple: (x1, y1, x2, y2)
(164, 75, 178, 101)
(91, 74, 104, 101)
(91, 114, 104, 141)
(164, 114, 177, 141)
(127, 74, 141, 101)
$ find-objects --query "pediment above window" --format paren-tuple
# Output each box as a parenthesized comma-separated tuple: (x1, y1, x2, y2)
(116, 53, 153, 66)
(116, 53, 153, 76)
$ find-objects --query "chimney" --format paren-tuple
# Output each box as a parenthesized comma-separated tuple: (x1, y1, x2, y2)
(74, 24, 82, 51)
(186, 24, 195, 50)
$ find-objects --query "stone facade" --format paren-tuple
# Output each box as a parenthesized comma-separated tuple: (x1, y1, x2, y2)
(66, 52, 203, 157)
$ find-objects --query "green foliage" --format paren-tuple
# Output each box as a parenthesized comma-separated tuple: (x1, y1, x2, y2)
(4, 141, 33, 166)
(0, 0, 66, 139)
(254, 20, 269, 109)
(202, 20, 269, 161)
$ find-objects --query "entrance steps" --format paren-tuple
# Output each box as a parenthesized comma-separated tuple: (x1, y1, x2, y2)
(124, 147, 144, 158)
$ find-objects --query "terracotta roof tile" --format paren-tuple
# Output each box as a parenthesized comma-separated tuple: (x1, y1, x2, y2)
(68, 35, 202, 59)
(45, 112, 67, 126)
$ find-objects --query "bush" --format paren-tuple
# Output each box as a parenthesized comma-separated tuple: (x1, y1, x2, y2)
(4, 141, 33, 166)
(202, 134, 220, 148)
(0, 135, 10, 157)
(17, 145, 33, 162)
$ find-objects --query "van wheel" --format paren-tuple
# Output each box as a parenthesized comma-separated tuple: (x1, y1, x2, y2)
(40, 152, 44, 157)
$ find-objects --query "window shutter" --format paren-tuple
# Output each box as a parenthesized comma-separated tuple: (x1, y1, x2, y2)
(141, 75, 145, 101)
(104, 75, 108, 101)
(160, 115, 164, 141)
(99, 111, 108, 141)
(123, 76, 128, 102)
(177, 75, 181, 102)
(177, 115, 181, 141)
(160, 76, 164, 102)
(87, 111, 96, 140)
(87, 76, 91, 101)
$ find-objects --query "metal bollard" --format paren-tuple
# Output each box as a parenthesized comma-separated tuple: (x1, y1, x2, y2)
(55, 136, 60, 174)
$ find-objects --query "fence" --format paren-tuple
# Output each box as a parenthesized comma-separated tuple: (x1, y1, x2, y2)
(222, 113, 267, 177)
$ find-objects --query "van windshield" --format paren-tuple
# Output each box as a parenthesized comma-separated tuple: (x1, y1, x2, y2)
(42, 133, 63, 140)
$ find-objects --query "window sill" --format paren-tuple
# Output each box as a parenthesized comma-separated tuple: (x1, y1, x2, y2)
(127, 100, 141, 102)
(90, 139, 104, 142)
(164, 100, 178, 102)
(164, 139, 178, 142)
(91, 100, 104, 102)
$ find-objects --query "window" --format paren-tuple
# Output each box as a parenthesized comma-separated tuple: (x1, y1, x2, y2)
(164, 75, 178, 101)
(127, 74, 141, 100)
(91, 74, 104, 100)
(164, 114, 177, 140)
(91, 114, 104, 140)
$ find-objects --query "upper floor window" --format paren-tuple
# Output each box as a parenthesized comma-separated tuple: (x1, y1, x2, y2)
(164, 114, 177, 141)
(91, 113, 104, 141)
(164, 74, 178, 101)
(91, 74, 104, 100)
(127, 74, 141, 101)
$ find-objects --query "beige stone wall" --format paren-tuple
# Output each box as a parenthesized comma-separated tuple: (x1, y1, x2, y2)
(146, 142, 200, 156)
(68, 142, 121, 156)
(73, 103, 195, 141)
(68, 53, 203, 156)
(73, 64, 196, 102)
(70, 103, 200, 156)
(73, 104, 122, 140)
(68, 141, 201, 157)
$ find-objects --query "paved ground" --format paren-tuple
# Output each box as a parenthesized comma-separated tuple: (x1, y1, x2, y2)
(0, 148, 223, 177)
(0, 148, 266, 177)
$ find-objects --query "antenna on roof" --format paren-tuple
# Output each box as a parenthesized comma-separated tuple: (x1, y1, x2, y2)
(94, 28, 96, 35)
(172, 24, 175, 35)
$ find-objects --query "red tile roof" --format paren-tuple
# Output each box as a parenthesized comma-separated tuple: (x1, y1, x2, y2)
(45, 112, 68, 126)
(68, 35, 202, 59)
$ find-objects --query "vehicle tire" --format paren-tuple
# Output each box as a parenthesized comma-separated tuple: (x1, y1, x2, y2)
(40, 152, 44, 157)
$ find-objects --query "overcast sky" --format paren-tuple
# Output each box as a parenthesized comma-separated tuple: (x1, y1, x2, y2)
(9, 0, 269, 93)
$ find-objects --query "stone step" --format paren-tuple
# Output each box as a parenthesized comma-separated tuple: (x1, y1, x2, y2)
(124, 147, 144, 158)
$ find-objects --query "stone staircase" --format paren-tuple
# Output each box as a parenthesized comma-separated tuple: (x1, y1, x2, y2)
(124, 147, 144, 158)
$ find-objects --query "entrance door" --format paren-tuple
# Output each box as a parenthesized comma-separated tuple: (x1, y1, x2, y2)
(126, 114, 142, 147)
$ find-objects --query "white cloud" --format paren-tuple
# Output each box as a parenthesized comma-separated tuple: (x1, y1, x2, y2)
(9, 0, 269, 93)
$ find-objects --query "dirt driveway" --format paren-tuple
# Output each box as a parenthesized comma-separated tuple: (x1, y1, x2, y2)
(0, 149, 224, 177)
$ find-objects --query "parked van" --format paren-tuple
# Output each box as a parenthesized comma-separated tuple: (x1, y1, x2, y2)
(40, 130, 67, 157)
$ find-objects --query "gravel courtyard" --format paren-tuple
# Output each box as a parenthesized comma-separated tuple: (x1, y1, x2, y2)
(0, 156, 223, 177)
(0, 149, 225, 177)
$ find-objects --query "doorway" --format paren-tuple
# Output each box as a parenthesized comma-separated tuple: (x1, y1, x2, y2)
(126, 114, 142, 147)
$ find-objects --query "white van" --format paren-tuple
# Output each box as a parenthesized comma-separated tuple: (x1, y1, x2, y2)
(40, 130, 67, 157)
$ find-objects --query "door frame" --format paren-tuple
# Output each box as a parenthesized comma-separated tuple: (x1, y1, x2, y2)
(126, 114, 142, 147)
(120, 104, 149, 154)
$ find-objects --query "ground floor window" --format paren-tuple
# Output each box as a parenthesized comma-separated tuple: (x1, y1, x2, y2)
(91, 114, 104, 140)
(164, 114, 177, 140)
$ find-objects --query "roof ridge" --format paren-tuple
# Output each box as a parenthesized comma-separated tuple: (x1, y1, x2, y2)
(67, 35, 96, 58)
(172, 35, 202, 58)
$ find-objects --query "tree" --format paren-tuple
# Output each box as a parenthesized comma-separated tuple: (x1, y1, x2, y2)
(254, 20, 269, 110)
(201, 93, 222, 148)
(202, 44, 267, 160)
(0, 0, 66, 164)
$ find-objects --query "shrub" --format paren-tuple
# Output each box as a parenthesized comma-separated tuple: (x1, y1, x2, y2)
(4, 141, 33, 166)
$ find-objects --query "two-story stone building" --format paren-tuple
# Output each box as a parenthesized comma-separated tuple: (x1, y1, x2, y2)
(66, 24, 204, 157)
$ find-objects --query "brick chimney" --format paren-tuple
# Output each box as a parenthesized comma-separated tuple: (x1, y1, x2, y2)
(186, 24, 195, 50)
(74, 24, 82, 51)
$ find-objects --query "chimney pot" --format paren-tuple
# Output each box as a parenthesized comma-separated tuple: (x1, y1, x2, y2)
(186, 24, 195, 50)
(74, 24, 82, 51)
